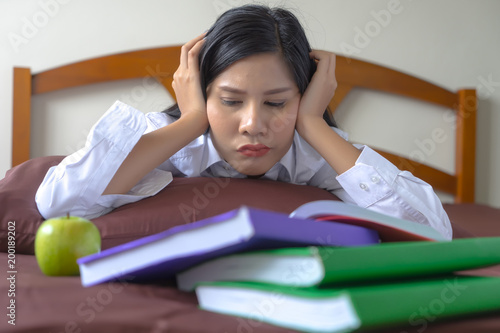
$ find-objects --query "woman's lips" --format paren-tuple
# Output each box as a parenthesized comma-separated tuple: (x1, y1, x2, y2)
(237, 144, 270, 157)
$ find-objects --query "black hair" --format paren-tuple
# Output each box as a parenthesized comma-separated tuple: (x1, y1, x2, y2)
(164, 4, 336, 127)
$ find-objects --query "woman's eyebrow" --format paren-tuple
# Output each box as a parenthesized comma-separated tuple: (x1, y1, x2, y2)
(217, 85, 293, 95)
(218, 86, 245, 94)
(263, 87, 293, 95)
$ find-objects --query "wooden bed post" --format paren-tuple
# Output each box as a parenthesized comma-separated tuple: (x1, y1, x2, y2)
(9, 50, 478, 205)
(455, 89, 477, 203)
(12, 67, 32, 167)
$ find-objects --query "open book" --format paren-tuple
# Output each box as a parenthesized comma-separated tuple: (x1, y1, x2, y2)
(290, 200, 447, 241)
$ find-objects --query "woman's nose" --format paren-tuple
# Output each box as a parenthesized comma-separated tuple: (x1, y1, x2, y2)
(239, 103, 267, 136)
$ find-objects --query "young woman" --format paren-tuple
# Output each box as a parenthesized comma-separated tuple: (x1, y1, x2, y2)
(35, 5, 452, 239)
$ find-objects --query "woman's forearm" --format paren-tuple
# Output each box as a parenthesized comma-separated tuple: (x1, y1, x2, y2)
(103, 113, 207, 195)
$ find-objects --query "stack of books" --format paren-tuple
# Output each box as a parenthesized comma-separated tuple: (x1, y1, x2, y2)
(77, 201, 500, 332)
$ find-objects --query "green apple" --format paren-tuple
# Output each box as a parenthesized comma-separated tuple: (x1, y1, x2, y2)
(35, 214, 101, 276)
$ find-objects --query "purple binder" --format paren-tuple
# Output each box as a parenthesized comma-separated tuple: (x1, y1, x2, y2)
(77, 206, 379, 286)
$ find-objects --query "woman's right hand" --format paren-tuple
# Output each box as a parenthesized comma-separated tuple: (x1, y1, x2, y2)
(172, 33, 209, 130)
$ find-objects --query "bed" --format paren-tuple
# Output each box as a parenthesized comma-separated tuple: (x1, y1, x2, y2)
(2, 45, 500, 333)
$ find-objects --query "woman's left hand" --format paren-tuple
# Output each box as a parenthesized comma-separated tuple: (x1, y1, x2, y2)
(297, 50, 337, 124)
(295, 50, 360, 175)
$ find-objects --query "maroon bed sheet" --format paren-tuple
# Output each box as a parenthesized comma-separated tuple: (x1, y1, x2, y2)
(2, 203, 500, 333)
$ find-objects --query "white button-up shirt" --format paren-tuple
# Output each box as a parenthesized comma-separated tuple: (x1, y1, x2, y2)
(35, 101, 452, 239)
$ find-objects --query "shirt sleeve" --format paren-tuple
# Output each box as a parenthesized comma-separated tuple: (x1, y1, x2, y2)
(35, 101, 173, 220)
(333, 145, 452, 240)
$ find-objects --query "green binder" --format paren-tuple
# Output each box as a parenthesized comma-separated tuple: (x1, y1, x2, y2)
(196, 276, 500, 333)
(178, 237, 500, 291)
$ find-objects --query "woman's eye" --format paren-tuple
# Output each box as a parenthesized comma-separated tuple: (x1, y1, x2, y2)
(221, 99, 242, 106)
(265, 101, 286, 108)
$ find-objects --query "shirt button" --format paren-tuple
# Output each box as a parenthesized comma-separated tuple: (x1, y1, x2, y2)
(371, 176, 380, 184)
(359, 183, 368, 191)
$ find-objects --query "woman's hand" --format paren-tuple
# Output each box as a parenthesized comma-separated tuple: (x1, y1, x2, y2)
(172, 33, 209, 129)
(103, 34, 210, 195)
(296, 50, 337, 127)
(295, 50, 361, 175)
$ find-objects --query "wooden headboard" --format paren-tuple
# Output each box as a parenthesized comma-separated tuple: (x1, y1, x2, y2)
(12, 46, 476, 203)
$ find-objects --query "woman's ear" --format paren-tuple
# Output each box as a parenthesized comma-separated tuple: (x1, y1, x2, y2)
(310, 56, 318, 73)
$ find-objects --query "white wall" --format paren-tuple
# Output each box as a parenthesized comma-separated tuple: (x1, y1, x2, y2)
(1, 0, 499, 208)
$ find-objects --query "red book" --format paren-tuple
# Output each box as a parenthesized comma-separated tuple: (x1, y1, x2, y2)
(290, 200, 446, 242)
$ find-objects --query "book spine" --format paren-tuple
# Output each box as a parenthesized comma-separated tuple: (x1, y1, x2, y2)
(318, 238, 500, 285)
(351, 276, 500, 329)
(249, 208, 379, 247)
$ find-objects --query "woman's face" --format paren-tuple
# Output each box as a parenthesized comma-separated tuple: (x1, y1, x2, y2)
(206, 52, 301, 176)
